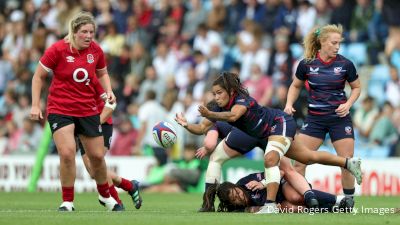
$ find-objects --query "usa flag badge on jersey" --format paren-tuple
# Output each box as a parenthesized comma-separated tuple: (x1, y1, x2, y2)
(334, 67, 342, 74)
(345, 126, 352, 135)
(87, 54, 94, 64)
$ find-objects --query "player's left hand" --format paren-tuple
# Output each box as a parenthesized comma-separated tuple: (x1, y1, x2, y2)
(107, 91, 116, 104)
(245, 181, 264, 191)
(198, 105, 210, 118)
(195, 147, 208, 159)
(335, 103, 351, 117)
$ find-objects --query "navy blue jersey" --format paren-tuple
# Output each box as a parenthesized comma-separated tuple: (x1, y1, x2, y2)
(296, 54, 358, 117)
(211, 94, 284, 139)
(236, 172, 267, 206)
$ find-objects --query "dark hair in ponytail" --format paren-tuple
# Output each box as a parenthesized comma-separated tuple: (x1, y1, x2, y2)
(212, 72, 249, 97)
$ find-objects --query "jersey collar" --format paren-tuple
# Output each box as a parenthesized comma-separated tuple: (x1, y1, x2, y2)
(317, 52, 337, 65)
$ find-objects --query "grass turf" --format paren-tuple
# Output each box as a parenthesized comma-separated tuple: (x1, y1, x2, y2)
(0, 192, 398, 225)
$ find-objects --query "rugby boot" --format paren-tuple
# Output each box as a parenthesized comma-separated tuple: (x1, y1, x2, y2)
(128, 180, 143, 209)
(58, 201, 75, 212)
(346, 158, 362, 185)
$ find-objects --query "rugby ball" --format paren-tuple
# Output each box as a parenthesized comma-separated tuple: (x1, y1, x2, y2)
(152, 121, 177, 148)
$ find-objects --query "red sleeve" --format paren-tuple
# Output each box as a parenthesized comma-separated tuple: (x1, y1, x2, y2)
(40, 43, 59, 70)
(92, 75, 106, 97)
(96, 46, 107, 70)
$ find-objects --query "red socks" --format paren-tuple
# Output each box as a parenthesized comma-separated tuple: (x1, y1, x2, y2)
(117, 178, 133, 192)
(62, 186, 74, 202)
(109, 185, 122, 204)
(97, 182, 111, 198)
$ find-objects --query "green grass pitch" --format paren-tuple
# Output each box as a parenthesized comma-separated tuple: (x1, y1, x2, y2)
(0, 192, 398, 225)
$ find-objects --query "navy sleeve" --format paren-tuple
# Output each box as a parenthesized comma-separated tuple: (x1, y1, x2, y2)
(234, 95, 250, 107)
(295, 60, 308, 81)
(345, 60, 358, 83)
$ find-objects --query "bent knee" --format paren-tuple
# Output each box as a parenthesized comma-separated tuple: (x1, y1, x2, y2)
(264, 152, 280, 167)
(58, 148, 76, 163)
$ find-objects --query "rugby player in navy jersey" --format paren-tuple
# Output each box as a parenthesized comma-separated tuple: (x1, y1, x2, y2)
(177, 72, 361, 214)
(214, 171, 354, 213)
(285, 24, 361, 200)
(193, 117, 319, 212)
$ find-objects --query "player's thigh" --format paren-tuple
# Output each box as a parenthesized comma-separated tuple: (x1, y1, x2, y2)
(329, 117, 355, 157)
(332, 138, 355, 158)
(79, 135, 105, 159)
(48, 114, 76, 156)
(297, 116, 327, 149)
(295, 133, 324, 151)
(53, 126, 76, 158)
(286, 138, 321, 164)
(282, 182, 303, 204)
(223, 128, 256, 156)
(292, 133, 324, 168)
(76, 115, 104, 158)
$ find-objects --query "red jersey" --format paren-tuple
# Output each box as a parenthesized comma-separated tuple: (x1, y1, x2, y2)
(40, 40, 107, 117)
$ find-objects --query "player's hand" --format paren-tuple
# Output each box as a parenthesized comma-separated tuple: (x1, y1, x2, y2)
(195, 147, 208, 159)
(198, 105, 210, 118)
(107, 91, 116, 104)
(175, 112, 188, 128)
(245, 181, 265, 191)
(284, 105, 296, 116)
(335, 103, 351, 117)
(30, 106, 43, 121)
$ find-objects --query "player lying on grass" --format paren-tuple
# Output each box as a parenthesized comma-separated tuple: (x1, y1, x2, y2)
(213, 171, 354, 213)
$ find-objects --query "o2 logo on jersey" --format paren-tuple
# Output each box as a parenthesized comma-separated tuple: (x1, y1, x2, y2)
(73, 68, 91, 85)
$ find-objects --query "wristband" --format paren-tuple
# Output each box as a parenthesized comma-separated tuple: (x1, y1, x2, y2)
(260, 179, 268, 187)
(105, 101, 117, 111)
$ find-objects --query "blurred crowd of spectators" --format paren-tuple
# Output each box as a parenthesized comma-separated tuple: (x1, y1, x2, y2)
(0, 0, 399, 159)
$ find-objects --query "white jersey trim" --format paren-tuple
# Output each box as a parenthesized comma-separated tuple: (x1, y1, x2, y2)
(39, 61, 52, 72)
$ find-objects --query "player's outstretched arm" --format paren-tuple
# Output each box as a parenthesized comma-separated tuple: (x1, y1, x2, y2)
(175, 113, 213, 135)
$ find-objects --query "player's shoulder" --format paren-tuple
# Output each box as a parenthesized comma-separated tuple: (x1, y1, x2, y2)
(335, 54, 353, 65)
(88, 41, 103, 53)
(48, 40, 69, 53)
(298, 58, 318, 67)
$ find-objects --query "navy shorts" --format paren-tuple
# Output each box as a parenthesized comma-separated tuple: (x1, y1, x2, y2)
(78, 124, 113, 155)
(215, 122, 267, 154)
(48, 113, 102, 137)
(269, 114, 297, 139)
(299, 115, 354, 142)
